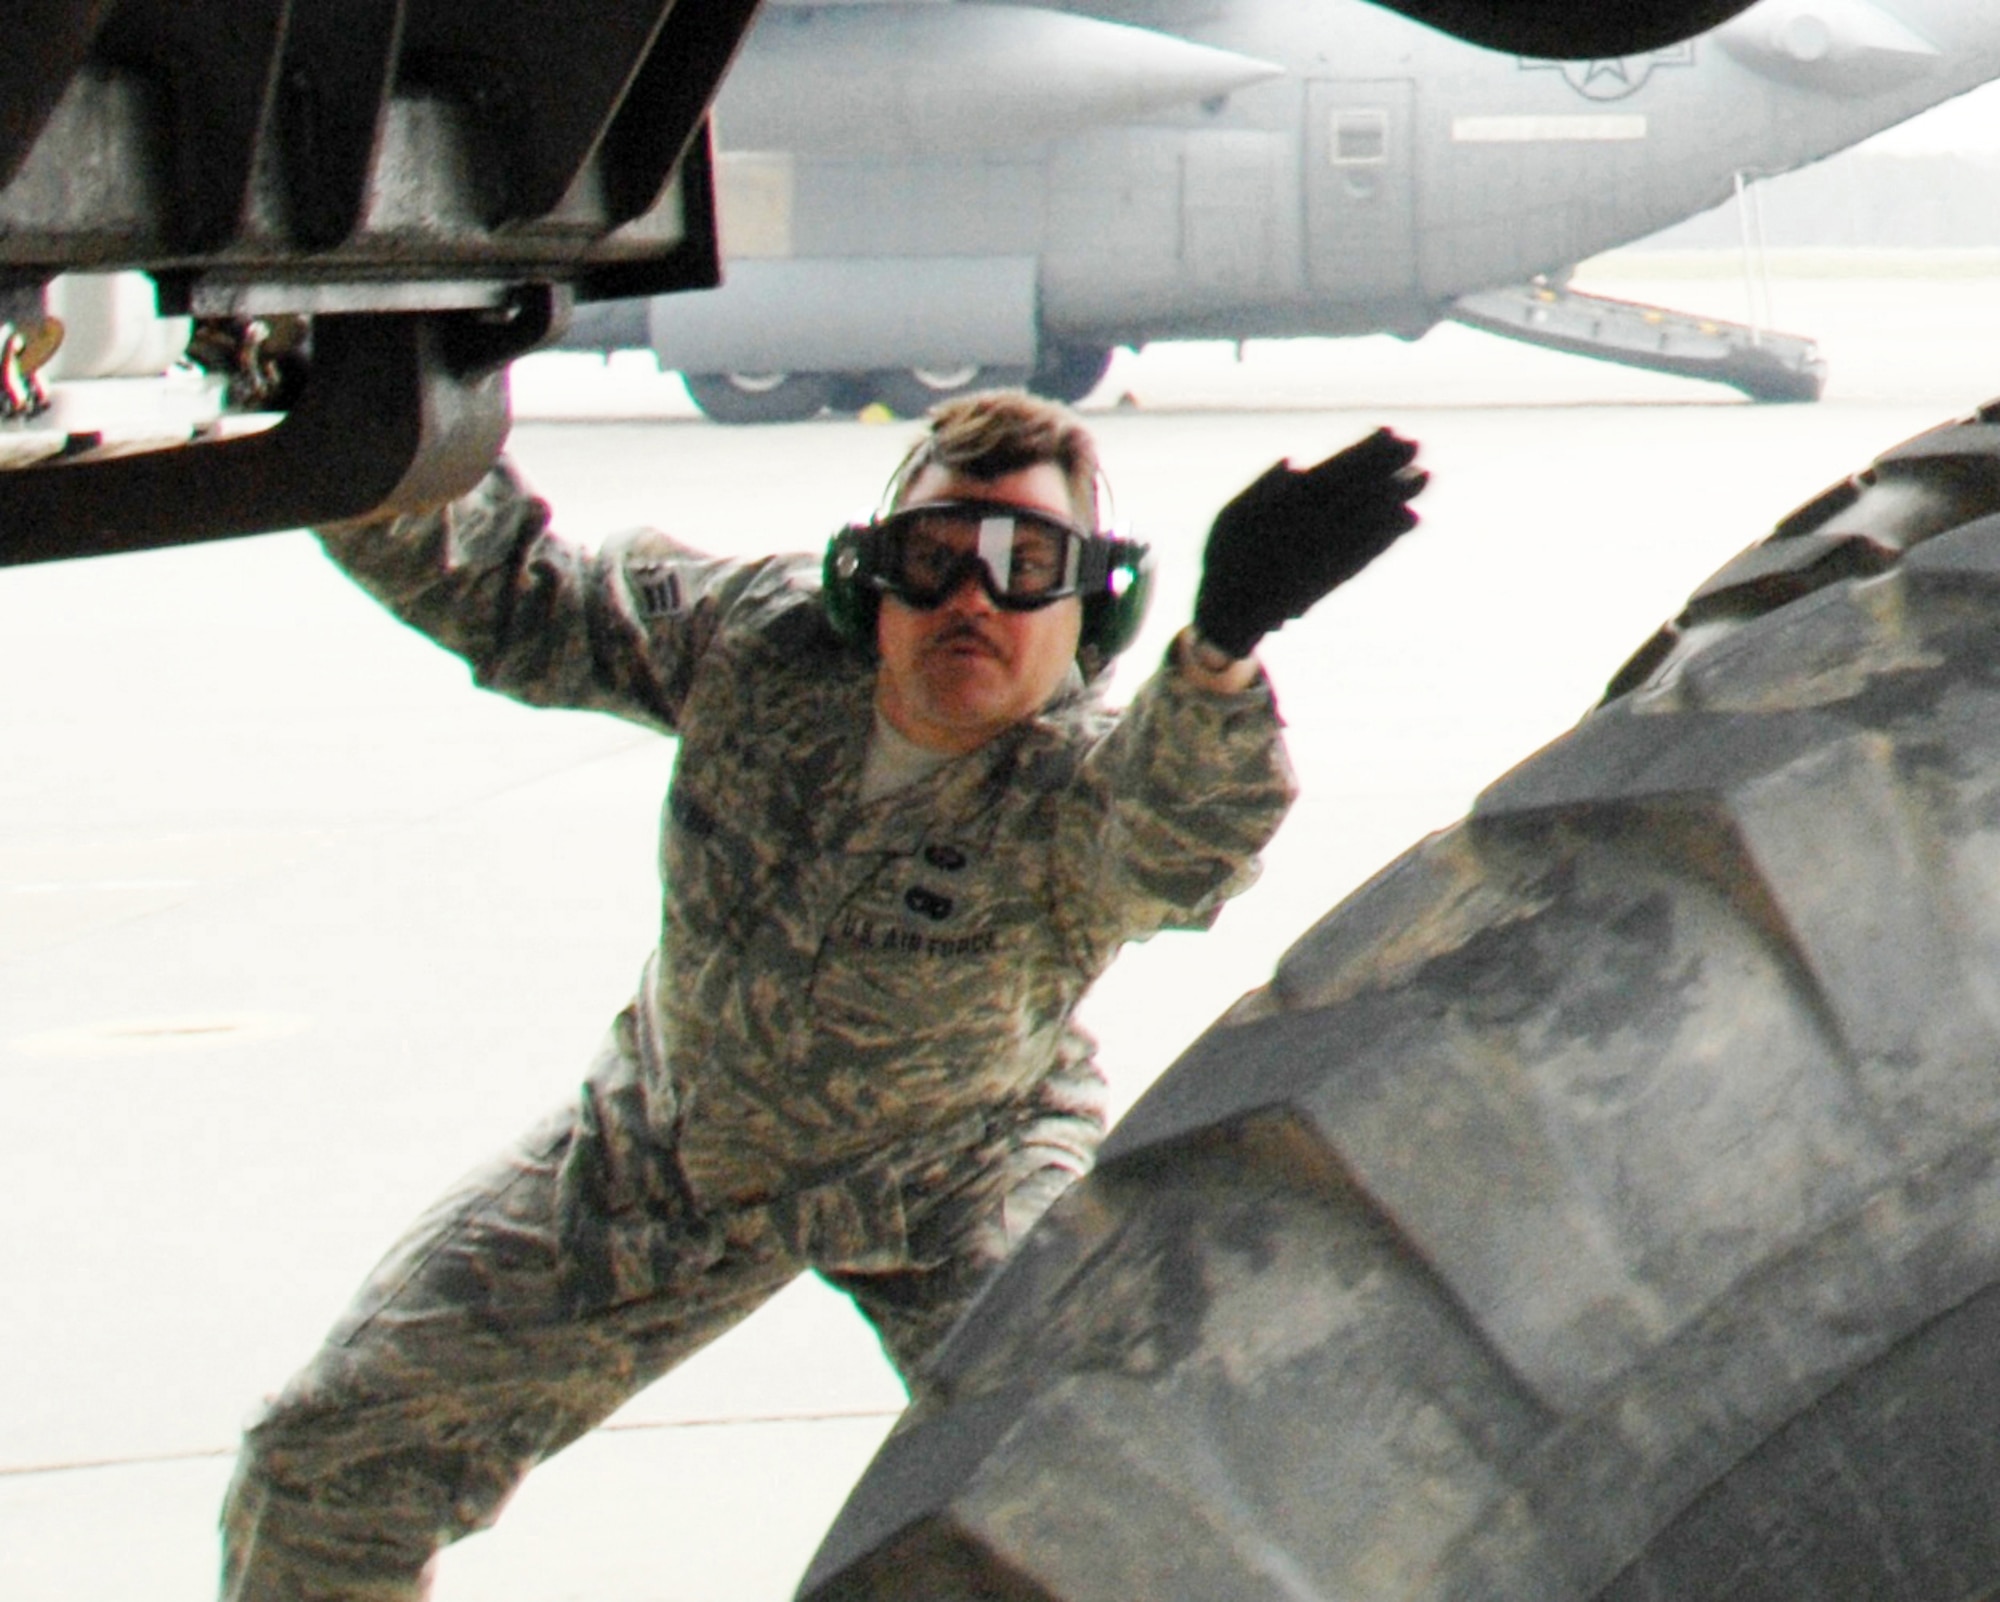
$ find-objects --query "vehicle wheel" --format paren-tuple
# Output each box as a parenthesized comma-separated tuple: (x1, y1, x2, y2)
(681, 370, 831, 424)
(1029, 343, 1113, 405)
(802, 400, 2000, 1601)
(868, 364, 1032, 419)
(825, 372, 879, 417)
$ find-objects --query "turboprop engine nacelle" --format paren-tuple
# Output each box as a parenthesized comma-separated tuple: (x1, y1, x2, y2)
(717, 3, 1282, 157)
(1717, 0, 1941, 95)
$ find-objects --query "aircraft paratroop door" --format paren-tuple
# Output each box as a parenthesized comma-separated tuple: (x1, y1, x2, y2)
(1305, 78, 1417, 307)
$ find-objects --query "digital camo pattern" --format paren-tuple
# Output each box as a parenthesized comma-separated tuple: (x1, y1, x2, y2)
(317, 460, 1295, 1207)
(222, 1053, 1092, 1602)
(224, 462, 1295, 1600)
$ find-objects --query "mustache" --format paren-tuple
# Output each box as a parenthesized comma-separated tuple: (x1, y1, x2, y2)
(927, 617, 1006, 658)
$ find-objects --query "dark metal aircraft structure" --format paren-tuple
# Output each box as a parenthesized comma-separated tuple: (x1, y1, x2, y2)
(0, 0, 766, 565)
(553, 0, 1996, 420)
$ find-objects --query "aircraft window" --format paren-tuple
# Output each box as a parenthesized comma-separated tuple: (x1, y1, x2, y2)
(1331, 111, 1389, 166)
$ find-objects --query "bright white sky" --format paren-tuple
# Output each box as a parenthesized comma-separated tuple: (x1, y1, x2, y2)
(1861, 75, 2000, 151)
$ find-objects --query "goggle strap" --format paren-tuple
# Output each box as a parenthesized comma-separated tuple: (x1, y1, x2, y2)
(1073, 536, 1139, 591)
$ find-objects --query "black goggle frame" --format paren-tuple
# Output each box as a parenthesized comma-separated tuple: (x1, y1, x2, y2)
(855, 500, 1125, 613)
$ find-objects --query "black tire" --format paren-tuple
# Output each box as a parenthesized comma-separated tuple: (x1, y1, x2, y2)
(825, 372, 879, 417)
(681, 370, 831, 424)
(869, 364, 1033, 419)
(1029, 343, 1114, 406)
(803, 399, 2000, 1601)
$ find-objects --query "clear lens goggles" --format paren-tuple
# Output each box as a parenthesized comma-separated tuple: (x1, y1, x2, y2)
(869, 501, 1094, 611)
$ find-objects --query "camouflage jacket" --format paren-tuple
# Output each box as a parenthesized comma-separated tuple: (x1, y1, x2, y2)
(320, 463, 1296, 1243)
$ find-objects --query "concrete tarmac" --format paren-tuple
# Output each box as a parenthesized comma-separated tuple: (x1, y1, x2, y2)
(3, 265, 1995, 1602)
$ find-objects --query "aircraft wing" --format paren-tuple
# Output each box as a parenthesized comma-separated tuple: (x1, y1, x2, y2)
(0, 0, 1767, 565)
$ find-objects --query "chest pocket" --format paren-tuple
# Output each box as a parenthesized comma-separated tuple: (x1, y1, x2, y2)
(662, 777, 769, 951)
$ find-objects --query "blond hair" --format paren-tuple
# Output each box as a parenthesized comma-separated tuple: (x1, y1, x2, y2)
(887, 389, 1101, 529)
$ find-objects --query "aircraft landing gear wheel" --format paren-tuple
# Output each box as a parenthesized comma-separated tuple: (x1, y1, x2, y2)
(682, 371, 831, 424)
(826, 373, 877, 417)
(1030, 343, 1113, 405)
(868, 364, 1030, 419)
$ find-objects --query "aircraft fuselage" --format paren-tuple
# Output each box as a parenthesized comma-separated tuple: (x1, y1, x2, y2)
(568, 0, 2000, 416)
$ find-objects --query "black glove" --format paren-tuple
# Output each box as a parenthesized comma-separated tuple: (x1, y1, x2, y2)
(1192, 427, 1426, 660)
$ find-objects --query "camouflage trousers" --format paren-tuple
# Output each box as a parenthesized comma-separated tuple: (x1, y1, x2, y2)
(218, 1055, 1096, 1602)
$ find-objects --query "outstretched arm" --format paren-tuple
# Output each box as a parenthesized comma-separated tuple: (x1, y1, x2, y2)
(1056, 429, 1429, 958)
(318, 459, 795, 733)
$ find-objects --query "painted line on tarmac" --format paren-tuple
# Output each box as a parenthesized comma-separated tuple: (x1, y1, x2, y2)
(0, 1410, 905, 1479)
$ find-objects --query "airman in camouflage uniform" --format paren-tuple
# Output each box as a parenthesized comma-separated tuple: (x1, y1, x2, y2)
(219, 393, 1425, 1601)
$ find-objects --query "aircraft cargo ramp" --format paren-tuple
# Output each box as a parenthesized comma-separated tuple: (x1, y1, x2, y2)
(1450, 281, 1826, 403)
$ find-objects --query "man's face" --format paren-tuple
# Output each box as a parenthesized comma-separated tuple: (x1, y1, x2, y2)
(874, 460, 1085, 755)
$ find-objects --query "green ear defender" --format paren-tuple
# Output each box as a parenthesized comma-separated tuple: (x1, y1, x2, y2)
(1079, 538, 1154, 661)
(822, 524, 878, 649)
(822, 523, 1154, 671)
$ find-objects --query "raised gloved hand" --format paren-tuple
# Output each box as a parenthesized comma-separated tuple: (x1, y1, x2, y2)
(1192, 427, 1426, 660)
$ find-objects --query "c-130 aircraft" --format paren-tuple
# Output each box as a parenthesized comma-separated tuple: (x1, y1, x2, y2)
(557, 0, 2000, 421)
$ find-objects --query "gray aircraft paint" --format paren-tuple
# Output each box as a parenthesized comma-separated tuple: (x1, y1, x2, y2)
(558, 0, 2000, 411)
